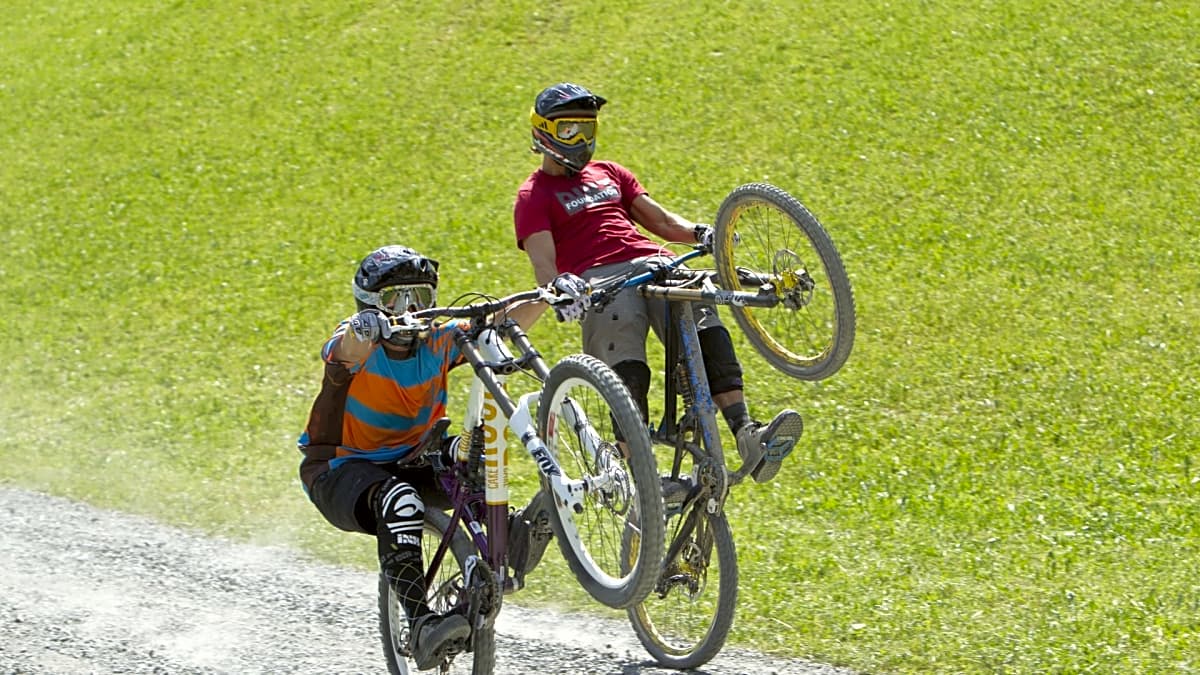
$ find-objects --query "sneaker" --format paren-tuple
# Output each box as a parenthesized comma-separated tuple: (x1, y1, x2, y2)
(508, 490, 554, 586)
(410, 612, 470, 671)
(736, 409, 803, 483)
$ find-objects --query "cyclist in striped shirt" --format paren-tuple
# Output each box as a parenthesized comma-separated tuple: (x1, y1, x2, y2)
(297, 245, 470, 671)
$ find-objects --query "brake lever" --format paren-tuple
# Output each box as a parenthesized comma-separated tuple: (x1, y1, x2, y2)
(587, 286, 616, 310)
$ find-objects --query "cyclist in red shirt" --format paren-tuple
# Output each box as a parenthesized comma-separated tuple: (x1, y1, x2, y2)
(509, 82, 804, 572)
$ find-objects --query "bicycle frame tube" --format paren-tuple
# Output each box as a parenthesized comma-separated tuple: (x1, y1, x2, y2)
(639, 282, 778, 309)
(618, 248, 706, 289)
(490, 327, 637, 559)
(668, 300, 724, 466)
(635, 266, 745, 502)
(618, 248, 781, 310)
(422, 326, 520, 593)
(454, 323, 619, 577)
(459, 327, 516, 573)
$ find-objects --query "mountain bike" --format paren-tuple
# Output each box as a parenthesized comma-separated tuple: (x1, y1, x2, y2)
(589, 182, 856, 669)
(378, 287, 666, 674)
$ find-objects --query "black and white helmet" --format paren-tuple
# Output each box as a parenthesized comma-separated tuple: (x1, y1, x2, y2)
(352, 245, 439, 315)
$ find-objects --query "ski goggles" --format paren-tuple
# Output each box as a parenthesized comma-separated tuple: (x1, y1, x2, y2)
(378, 284, 436, 312)
(531, 111, 598, 146)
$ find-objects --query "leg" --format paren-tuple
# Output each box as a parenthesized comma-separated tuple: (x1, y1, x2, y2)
(611, 359, 652, 425)
(373, 477, 429, 620)
(582, 265, 652, 436)
(698, 322, 804, 483)
(310, 462, 468, 669)
(511, 260, 657, 585)
(581, 277, 652, 371)
(696, 323, 751, 434)
(374, 474, 470, 670)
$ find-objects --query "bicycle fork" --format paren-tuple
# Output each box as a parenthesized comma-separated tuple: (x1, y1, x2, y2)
(457, 325, 637, 581)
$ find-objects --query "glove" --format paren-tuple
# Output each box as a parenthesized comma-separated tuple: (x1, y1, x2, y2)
(550, 273, 590, 323)
(348, 309, 390, 343)
(694, 223, 738, 249)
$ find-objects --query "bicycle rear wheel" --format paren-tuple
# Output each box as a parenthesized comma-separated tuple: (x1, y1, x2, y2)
(628, 503, 738, 669)
(713, 182, 856, 381)
(537, 353, 665, 609)
(380, 509, 497, 675)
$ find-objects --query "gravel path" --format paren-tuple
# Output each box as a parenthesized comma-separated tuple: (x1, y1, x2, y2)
(0, 486, 853, 675)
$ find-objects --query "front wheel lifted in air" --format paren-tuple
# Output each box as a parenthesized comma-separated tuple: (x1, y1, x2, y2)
(536, 353, 666, 609)
(712, 182, 856, 381)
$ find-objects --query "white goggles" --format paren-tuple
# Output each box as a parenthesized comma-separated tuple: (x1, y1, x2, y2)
(374, 284, 436, 313)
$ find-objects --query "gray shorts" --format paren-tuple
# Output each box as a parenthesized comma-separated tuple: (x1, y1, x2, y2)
(580, 256, 724, 366)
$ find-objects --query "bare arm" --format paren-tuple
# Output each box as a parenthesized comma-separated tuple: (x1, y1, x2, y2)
(327, 324, 372, 366)
(629, 193, 702, 243)
(522, 230, 561, 285)
(506, 230, 558, 329)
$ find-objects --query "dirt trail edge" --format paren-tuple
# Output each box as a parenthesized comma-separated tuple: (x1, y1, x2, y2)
(0, 486, 854, 675)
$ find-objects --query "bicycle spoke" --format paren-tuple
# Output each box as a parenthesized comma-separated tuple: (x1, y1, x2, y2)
(538, 354, 664, 609)
(714, 183, 856, 381)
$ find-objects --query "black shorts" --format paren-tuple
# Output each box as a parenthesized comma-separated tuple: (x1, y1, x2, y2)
(308, 460, 443, 535)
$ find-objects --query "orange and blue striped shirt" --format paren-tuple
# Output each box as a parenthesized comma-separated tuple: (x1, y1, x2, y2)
(303, 318, 466, 470)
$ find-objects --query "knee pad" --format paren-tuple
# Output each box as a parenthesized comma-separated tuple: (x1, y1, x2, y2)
(698, 327, 744, 394)
(611, 359, 651, 423)
(372, 477, 425, 550)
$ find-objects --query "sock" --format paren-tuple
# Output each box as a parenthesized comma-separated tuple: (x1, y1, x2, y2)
(381, 547, 429, 625)
(721, 402, 753, 435)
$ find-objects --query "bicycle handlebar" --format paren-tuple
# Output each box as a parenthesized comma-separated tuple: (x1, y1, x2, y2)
(384, 286, 568, 332)
(381, 244, 717, 332)
(587, 247, 708, 307)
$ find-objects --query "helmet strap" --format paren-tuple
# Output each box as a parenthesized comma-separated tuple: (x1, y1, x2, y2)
(531, 137, 584, 174)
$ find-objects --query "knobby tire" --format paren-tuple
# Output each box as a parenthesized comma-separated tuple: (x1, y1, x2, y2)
(714, 182, 856, 381)
(537, 353, 666, 609)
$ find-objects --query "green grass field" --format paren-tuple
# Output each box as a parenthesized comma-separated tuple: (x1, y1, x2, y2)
(3, 1, 1197, 672)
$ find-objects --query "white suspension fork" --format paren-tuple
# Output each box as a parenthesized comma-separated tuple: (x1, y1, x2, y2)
(508, 390, 628, 541)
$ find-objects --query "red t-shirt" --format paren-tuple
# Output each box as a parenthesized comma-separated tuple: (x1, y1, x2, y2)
(513, 161, 670, 276)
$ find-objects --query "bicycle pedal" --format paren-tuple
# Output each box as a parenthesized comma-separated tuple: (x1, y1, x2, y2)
(446, 636, 469, 654)
(760, 410, 803, 462)
(764, 436, 798, 462)
(660, 475, 694, 505)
